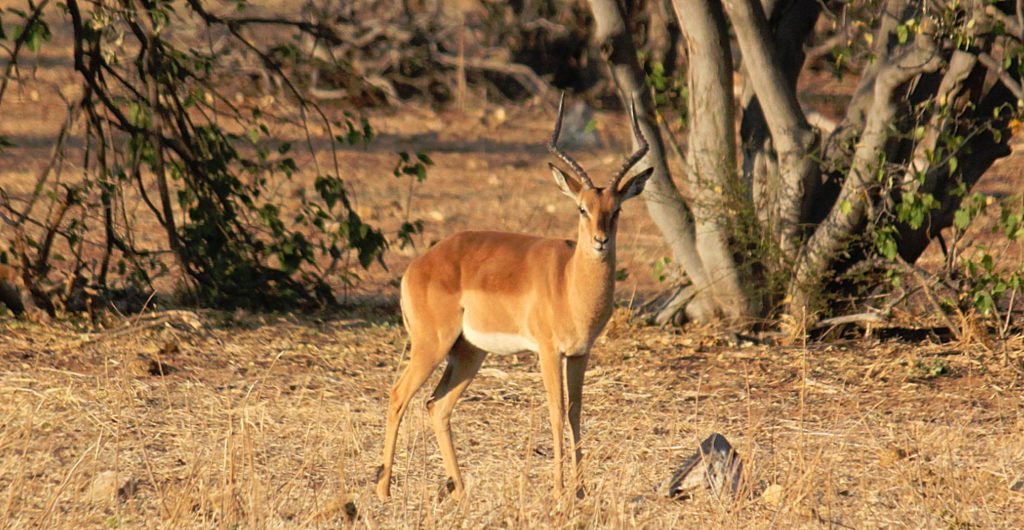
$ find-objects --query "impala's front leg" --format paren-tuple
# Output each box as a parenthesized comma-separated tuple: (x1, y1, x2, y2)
(566, 353, 588, 499)
(538, 347, 565, 498)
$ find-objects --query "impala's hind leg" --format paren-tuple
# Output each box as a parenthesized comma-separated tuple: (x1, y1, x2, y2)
(426, 337, 486, 499)
(376, 301, 461, 501)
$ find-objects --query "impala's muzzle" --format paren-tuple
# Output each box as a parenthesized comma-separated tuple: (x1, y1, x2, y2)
(592, 235, 609, 252)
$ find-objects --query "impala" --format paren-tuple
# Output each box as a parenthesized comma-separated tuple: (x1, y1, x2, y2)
(376, 94, 653, 501)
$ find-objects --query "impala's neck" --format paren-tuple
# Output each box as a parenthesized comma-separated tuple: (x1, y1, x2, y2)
(566, 230, 616, 331)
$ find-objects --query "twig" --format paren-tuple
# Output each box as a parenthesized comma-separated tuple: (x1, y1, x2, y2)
(435, 53, 552, 101)
(72, 310, 204, 349)
(977, 52, 1024, 100)
(810, 311, 886, 330)
(898, 258, 962, 341)
(0, 0, 53, 107)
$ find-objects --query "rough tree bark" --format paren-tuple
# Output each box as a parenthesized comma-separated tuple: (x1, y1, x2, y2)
(588, 0, 721, 322)
(671, 0, 751, 320)
(723, 0, 819, 262)
(588, 0, 751, 323)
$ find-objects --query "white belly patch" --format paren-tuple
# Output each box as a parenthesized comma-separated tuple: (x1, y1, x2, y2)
(462, 322, 538, 355)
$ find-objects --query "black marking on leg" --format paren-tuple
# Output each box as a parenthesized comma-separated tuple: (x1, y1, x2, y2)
(374, 465, 385, 483)
(343, 501, 358, 522)
(446, 477, 456, 494)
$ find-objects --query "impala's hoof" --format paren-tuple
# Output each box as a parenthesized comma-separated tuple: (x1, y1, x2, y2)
(375, 466, 390, 502)
(376, 483, 390, 502)
(439, 477, 466, 500)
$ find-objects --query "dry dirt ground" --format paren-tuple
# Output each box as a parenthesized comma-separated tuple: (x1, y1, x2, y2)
(3, 11, 1024, 530)
(1, 308, 1023, 529)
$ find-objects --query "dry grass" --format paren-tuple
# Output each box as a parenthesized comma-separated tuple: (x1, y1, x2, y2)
(1, 310, 1022, 529)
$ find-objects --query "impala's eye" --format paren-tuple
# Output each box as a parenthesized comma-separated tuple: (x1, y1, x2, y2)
(579, 207, 587, 216)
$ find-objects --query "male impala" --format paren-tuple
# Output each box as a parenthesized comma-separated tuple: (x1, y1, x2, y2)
(376, 94, 653, 501)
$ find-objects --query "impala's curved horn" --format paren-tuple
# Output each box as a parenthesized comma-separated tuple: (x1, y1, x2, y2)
(547, 92, 595, 189)
(610, 95, 650, 191)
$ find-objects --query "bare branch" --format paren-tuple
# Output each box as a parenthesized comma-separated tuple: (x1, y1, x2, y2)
(434, 53, 553, 101)
(789, 35, 944, 320)
(977, 52, 1024, 100)
(0, 0, 53, 108)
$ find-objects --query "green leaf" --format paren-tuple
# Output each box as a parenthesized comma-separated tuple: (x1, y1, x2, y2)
(954, 209, 971, 230)
(652, 256, 672, 282)
(897, 24, 909, 45)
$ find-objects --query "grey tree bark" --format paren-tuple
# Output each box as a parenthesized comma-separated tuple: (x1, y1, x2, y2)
(588, 0, 751, 323)
(723, 0, 818, 261)
(671, 0, 751, 320)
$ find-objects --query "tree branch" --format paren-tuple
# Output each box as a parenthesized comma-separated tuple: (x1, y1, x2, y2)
(977, 52, 1024, 100)
(724, 0, 819, 262)
(788, 36, 943, 321)
(0, 0, 52, 108)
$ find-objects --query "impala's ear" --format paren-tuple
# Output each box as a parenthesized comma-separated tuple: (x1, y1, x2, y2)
(550, 163, 583, 200)
(616, 166, 654, 200)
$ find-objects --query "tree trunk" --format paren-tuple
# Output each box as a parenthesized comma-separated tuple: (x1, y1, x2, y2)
(588, 0, 751, 323)
(723, 0, 818, 262)
(788, 37, 944, 320)
(738, 0, 821, 231)
(672, 0, 751, 321)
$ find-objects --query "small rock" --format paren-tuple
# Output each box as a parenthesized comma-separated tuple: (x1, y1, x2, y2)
(429, 210, 445, 222)
(761, 483, 784, 507)
(664, 432, 744, 500)
(483, 106, 507, 128)
(1011, 474, 1024, 492)
(85, 471, 138, 503)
